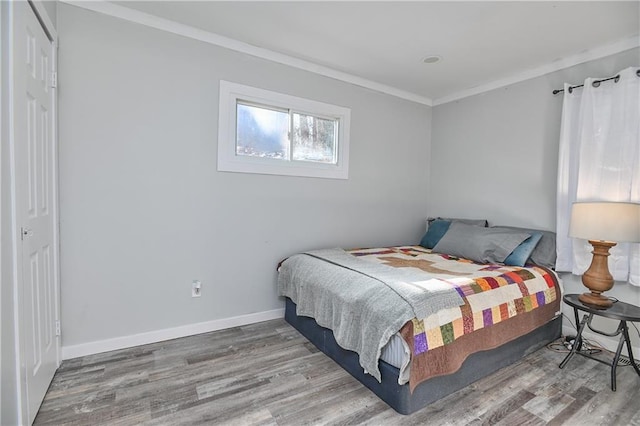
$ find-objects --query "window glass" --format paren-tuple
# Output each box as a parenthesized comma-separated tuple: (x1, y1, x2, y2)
(236, 102, 288, 160)
(292, 113, 336, 164)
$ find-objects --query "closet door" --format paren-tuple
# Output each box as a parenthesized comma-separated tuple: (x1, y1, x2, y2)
(12, 2, 60, 423)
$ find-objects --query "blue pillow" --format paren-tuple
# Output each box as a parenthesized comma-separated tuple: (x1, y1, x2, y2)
(420, 219, 452, 249)
(492, 226, 556, 268)
(504, 232, 543, 267)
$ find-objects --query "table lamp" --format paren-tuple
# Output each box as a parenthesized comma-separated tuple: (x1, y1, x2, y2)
(569, 202, 640, 308)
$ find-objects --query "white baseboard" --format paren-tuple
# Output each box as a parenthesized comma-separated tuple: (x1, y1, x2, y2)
(561, 324, 640, 358)
(61, 308, 285, 360)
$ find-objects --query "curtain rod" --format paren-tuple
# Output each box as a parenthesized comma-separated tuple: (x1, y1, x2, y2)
(552, 69, 640, 95)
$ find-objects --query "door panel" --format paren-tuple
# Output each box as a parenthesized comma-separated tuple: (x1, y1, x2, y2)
(13, 2, 59, 423)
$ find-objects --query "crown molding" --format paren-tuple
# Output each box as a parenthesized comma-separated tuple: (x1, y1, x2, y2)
(60, 0, 434, 106)
(433, 35, 640, 106)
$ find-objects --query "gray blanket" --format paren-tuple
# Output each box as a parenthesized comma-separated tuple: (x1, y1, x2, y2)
(277, 248, 464, 382)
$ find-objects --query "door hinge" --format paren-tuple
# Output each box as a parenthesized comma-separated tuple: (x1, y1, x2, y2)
(55, 320, 61, 337)
(51, 71, 57, 88)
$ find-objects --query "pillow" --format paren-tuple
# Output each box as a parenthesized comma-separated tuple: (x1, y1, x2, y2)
(427, 217, 488, 228)
(491, 226, 557, 269)
(503, 232, 543, 267)
(420, 219, 451, 249)
(432, 222, 531, 264)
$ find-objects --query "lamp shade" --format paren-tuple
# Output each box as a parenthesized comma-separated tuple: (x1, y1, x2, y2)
(569, 202, 640, 243)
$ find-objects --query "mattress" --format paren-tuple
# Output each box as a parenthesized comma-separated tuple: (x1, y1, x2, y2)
(380, 333, 409, 369)
(379, 333, 410, 383)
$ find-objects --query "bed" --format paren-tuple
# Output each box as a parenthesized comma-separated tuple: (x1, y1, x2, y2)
(277, 220, 562, 414)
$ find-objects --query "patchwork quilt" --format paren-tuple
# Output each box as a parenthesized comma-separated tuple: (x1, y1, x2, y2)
(348, 246, 561, 391)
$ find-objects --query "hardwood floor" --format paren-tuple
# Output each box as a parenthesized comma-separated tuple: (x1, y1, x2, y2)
(35, 319, 640, 425)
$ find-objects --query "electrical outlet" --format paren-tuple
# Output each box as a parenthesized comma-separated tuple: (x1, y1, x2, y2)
(192, 280, 201, 298)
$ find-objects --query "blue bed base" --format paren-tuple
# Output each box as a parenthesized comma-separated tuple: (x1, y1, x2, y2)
(285, 298, 562, 414)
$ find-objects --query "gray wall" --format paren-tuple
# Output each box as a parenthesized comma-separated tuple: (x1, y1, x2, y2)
(40, 0, 57, 28)
(57, 4, 431, 347)
(430, 48, 639, 230)
(430, 48, 640, 347)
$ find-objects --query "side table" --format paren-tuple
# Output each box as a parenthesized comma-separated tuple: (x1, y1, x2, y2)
(559, 294, 640, 391)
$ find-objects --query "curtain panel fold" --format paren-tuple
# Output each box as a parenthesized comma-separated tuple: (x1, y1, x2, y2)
(556, 66, 640, 286)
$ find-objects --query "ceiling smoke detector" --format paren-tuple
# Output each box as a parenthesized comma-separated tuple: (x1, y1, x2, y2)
(422, 55, 442, 64)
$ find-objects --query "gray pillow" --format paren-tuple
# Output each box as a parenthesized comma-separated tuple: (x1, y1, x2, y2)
(432, 222, 531, 264)
(427, 217, 488, 228)
(491, 226, 557, 269)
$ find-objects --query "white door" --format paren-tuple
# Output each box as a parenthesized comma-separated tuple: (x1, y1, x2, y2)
(12, 2, 60, 423)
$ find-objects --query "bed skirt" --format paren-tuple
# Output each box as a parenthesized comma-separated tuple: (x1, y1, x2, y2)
(284, 297, 562, 415)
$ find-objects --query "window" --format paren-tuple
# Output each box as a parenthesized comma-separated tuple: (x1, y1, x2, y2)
(218, 80, 350, 179)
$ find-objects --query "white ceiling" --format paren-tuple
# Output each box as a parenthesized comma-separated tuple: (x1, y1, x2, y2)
(108, 1, 639, 104)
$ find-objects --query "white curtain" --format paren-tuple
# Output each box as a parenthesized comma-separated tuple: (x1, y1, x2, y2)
(556, 66, 640, 286)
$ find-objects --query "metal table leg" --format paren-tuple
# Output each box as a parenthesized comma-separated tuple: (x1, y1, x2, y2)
(560, 312, 590, 369)
(573, 307, 584, 351)
(610, 323, 627, 391)
(622, 322, 640, 378)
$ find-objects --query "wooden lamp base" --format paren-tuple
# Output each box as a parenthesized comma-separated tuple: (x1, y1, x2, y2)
(578, 240, 616, 309)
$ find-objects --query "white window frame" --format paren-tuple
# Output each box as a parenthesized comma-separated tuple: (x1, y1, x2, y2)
(217, 80, 351, 179)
